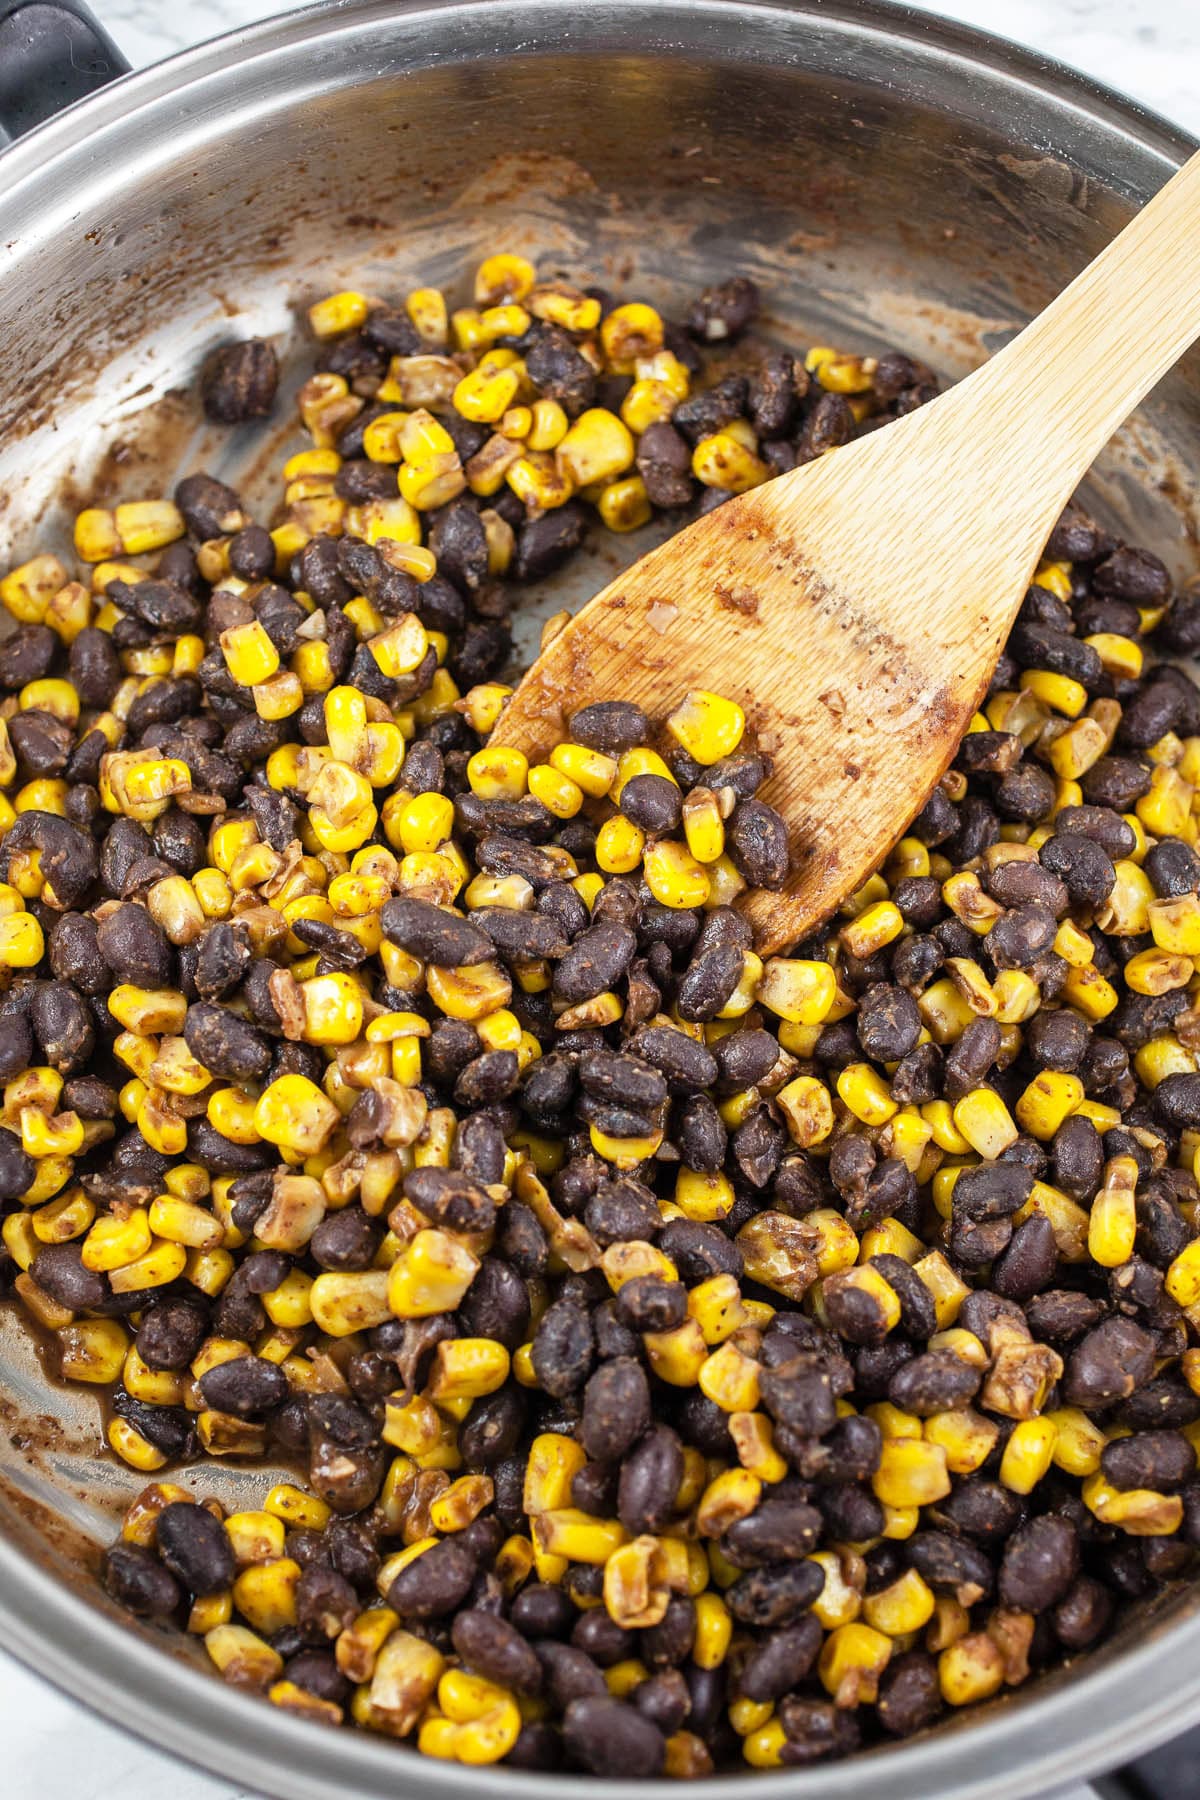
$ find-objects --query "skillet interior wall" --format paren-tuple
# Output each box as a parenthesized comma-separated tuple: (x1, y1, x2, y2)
(0, 0, 1199, 1722)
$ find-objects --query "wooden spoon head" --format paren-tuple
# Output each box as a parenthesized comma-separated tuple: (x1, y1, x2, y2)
(492, 417, 1036, 955)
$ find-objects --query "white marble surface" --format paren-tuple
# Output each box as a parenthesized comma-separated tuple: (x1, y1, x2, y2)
(0, 0, 1197, 1795)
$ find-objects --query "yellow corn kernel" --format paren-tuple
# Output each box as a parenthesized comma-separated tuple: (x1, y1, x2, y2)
(873, 1438, 951, 1508)
(924, 1408, 999, 1475)
(309, 289, 369, 338)
(952, 1088, 1018, 1157)
(674, 1167, 735, 1223)
(388, 1227, 479, 1318)
(1166, 1238, 1200, 1308)
(817, 1622, 892, 1706)
(1015, 1070, 1084, 1140)
(665, 689, 745, 764)
(862, 1568, 936, 1638)
(0, 912, 44, 968)
(220, 619, 279, 686)
(1023, 668, 1087, 718)
(1082, 1473, 1184, 1537)
(1089, 1154, 1139, 1269)
(939, 1634, 1006, 1707)
(642, 839, 710, 908)
(467, 745, 529, 801)
(836, 1062, 898, 1126)
(595, 815, 646, 874)
(1047, 1407, 1107, 1477)
(57, 1317, 129, 1383)
(756, 958, 835, 1024)
(254, 1074, 340, 1155)
(999, 1417, 1059, 1495)
(1149, 894, 1200, 956)
(556, 409, 634, 488)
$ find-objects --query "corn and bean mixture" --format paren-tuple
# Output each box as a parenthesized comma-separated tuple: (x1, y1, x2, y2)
(3, 251, 1200, 1776)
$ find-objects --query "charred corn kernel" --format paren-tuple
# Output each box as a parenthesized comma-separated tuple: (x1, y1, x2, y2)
(688, 1273, 749, 1345)
(474, 254, 535, 307)
(728, 1411, 787, 1482)
(818, 1622, 892, 1705)
(221, 620, 279, 686)
(1166, 1238, 1200, 1307)
(999, 1417, 1058, 1494)
(873, 1438, 951, 1508)
(523, 763, 581, 820)
(392, 791, 455, 854)
(107, 1416, 167, 1471)
(2, 553, 69, 621)
(254, 1074, 340, 1154)
(837, 1062, 898, 1126)
(952, 1088, 1018, 1157)
(1138, 764, 1193, 838)
(1047, 1407, 1107, 1477)
(840, 901, 904, 959)
(205, 1622, 282, 1688)
(696, 1466, 762, 1538)
(1015, 1070, 1084, 1139)
(309, 290, 368, 337)
(1083, 1472, 1184, 1536)
(467, 745, 528, 800)
(1134, 1036, 1196, 1089)
(939, 1633, 1005, 1706)
(1126, 948, 1192, 994)
(233, 1558, 301, 1635)
(426, 960, 511, 1020)
(1048, 716, 1109, 778)
(556, 409, 634, 487)
(806, 1209, 860, 1277)
(665, 689, 744, 764)
(58, 1317, 128, 1383)
(691, 431, 769, 492)
(756, 957, 835, 1024)
(643, 838, 710, 908)
(593, 810, 647, 874)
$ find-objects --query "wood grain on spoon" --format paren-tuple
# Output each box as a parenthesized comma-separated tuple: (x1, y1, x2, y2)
(493, 149, 1200, 955)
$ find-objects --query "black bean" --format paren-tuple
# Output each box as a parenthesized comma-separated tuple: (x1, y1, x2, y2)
(201, 338, 278, 422)
(104, 1543, 182, 1618)
(155, 1501, 236, 1595)
(379, 896, 491, 965)
(563, 1695, 665, 1778)
(1101, 1430, 1196, 1492)
(1052, 1577, 1114, 1651)
(992, 1214, 1059, 1299)
(907, 1531, 994, 1602)
(727, 799, 790, 889)
(888, 1350, 981, 1416)
(387, 1537, 477, 1619)
(877, 1652, 943, 1736)
(1066, 1316, 1157, 1407)
(404, 1166, 496, 1235)
(688, 277, 759, 343)
(137, 1297, 208, 1371)
(723, 1498, 822, 1567)
(725, 1559, 825, 1627)
(531, 1299, 594, 1398)
(998, 1515, 1079, 1612)
(553, 920, 636, 1003)
(183, 1001, 272, 1081)
(618, 1424, 684, 1536)
(199, 1353, 289, 1416)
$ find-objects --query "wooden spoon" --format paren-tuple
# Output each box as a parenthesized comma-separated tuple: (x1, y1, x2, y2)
(491, 149, 1200, 954)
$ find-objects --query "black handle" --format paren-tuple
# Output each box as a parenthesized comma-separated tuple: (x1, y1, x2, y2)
(0, 0, 128, 142)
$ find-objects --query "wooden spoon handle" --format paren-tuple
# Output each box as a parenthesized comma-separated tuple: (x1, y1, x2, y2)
(945, 146, 1200, 509)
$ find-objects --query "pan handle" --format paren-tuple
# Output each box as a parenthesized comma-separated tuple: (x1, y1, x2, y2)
(0, 0, 129, 142)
